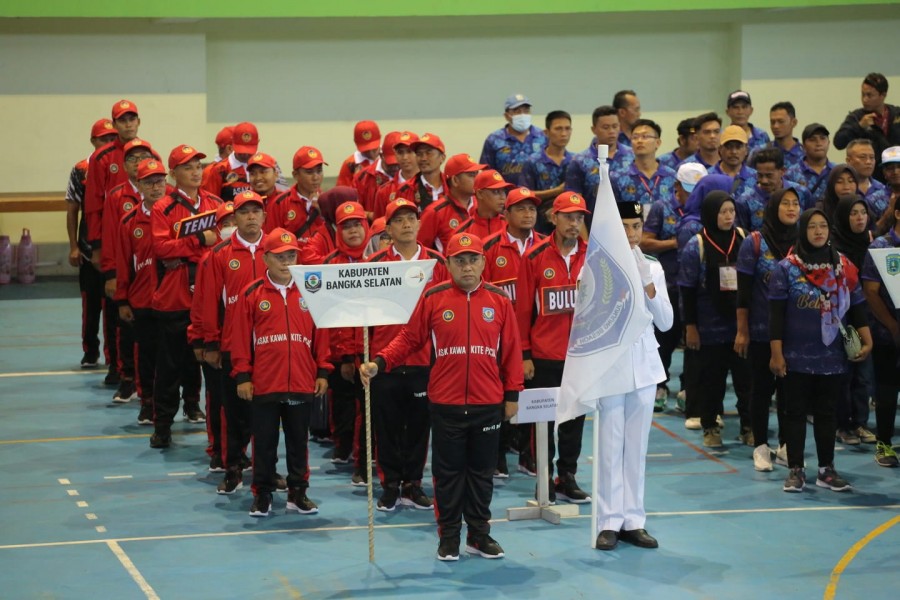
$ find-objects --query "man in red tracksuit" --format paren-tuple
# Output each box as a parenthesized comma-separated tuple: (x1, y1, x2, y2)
(336, 120, 381, 187)
(266, 146, 327, 247)
(373, 131, 420, 219)
(482, 186, 545, 477)
(367, 198, 449, 512)
(394, 133, 447, 212)
(246, 152, 280, 206)
(202, 121, 259, 201)
(231, 228, 332, 517)
(361, 232, 524, 562)
(515, 191, 591, 504)
(149, 144, 222, 448)
(354, 131, 400, 217)
(455, 169, 511, 241)
(418, 153, 486, 252)
(115, 158, 168, 426)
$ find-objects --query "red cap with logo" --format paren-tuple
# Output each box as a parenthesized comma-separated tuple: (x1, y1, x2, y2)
(381, 131, 401, 166)
(137, 158, 167, 180)
(233, 190, 265, 211)
(474, 170, 514, 191)
(215, 126, 234, 147)
(354, 120, 382, 152)
(168, 144, 207, 169)
(410, 133, 445, 155)
(371, 217, 387, 237)
(393, 131, 419, 149)
(247, 152, 277, 170)
(445, 232, 484, 257)
(444, 154, 488, 179)
(293, 146, 327, 170)
(123, 138, 154, 157)
(505, 187, 539, 207)
(215, 201, 235, 224)
(384, 198, 419, 223)
(262, 227, 299, 254)
(552, 191, 591, 214)
(232, 122, 260, 155)
(111, 99, 139, 120)
(335, 201, 367, 225)
(91, 119, 117, 139)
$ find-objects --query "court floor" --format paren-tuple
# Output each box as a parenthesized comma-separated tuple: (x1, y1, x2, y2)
(0, 284, 898, 599)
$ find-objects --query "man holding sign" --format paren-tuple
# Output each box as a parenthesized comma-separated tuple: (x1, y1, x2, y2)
(360, 232, 524, 562)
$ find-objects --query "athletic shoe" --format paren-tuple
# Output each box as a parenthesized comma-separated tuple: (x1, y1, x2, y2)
(684, 417, 701, 430)
(149, 430, 171, 449)
(775, 444, 806, 468)
(104, 367, 120, 386)
(351, 470, 368, 487)
(875, 441, 899, 468)
(855, 426, 877, 444)
(208, 455, 226, 473)
(674, 390, 686, 413)
(377, 486, 400, 512)
(437, 537, 460, 561)
(836, 429, 860, 446)
(137, 403, 153, 426)
(400, 484, 433, 510)
(286, 489, 318, 514)
(555, 473, 591, 504)
(275, 473, 288, 492)
(330, 450, 351, 464)
(466, 535, 505, 559)
(183, 403, 206, 424)
(654, 386, 668, 412)
(816, 465, 851, 491)
(80, 352, 99, 369)
(703, 428, 723, 448)
(517, 458, 537, 477)
(536, 479, 557, 505)
(112, 380, 137, 403)
(737, 427, 755, 447)
(249, 493, 272, 517)
(716, 415, 725, 428)
(783, 467, 805, 492)
(753, 444, 773, 472)
(494, 454, 509, 479)
(216, 471, 243, 495)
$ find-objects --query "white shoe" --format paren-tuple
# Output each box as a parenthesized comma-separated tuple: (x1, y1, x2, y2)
(753, 444, 773, 472)
(684, 417, 701, 430)
(775, 444, 788, 467)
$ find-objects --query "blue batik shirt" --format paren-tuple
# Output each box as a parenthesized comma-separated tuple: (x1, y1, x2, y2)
(736, 233, 786, 342)
(616, 162, 678, 213)
(658, 150, 685, 172)
(736, 179, 812, 232)
(747, 124, 771, 154)
(644, 197, 686, 284)
(783, 161, 834, 208)
(479, 125, 547, 187)
(708, 163, 757, 200)
(678, 234, 740, 345)
(862, 178, 891, 222)
(678, 152, 716, 170)
(772, 138, 805, 171)
(565, 143, 634, 216)
(521, 150, 572, 192)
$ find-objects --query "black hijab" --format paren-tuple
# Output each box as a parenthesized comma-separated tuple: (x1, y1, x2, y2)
(830, 195, 870, 268)
(761, 188, 800, 261)
(821, 164, 860, 220)
(700, 190, 739, 315)
(795, 208, 836, 266)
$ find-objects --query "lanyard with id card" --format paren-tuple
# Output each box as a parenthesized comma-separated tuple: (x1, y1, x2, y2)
(702, 227, 738, 291)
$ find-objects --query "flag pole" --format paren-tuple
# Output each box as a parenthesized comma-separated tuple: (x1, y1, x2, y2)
(363, 326, 375, 563)
(591, 408, 600, 548)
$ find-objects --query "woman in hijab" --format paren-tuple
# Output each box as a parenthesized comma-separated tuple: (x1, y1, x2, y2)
(819, 164, 860, 220)
(735, 188, 801, 471)
(678, 190, 752, 448)
(300, 186, 359, 264)
(769, 208, 872, 493)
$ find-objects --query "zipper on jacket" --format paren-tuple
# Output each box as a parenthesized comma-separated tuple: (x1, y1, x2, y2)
(284, 292, 291, 390)
(465, 289, 471, 414)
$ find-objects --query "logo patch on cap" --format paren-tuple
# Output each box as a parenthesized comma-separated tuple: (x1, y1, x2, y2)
(182, 145, 193, 154)
(493, 172, 503, 181)
(229, 259, 240, 270)
(133, 228, 143, 238)
(242, 191, 254, 199)
(362, 131, 372, 141)
(241, 132, 252, 143)
(400, 133, 411, 141)
(544, 268, 555, 279)
(253, 153, 263, 161)
(458, 235, 472, 247)
(482, 307, 495, 323)
(120, 101, 131, 109)
(570, 195, 583, 205)
(635, 203, 642, 215)
(515, 94, 524, 101)
(259, 300, 271, 312)
(308, 150, 318, 158)
(104, 122, 115, 131)
(442, 309, 454, 322)
(148, 161, 158, 169)
(281, 233, 292, 243)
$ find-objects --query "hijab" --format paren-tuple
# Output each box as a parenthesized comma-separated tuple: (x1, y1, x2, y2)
(680, 174, 735, 226)
(760, 188, 799, 261)
(820, 164, 860, 220)
(334, 201, 371, 261)
(318, 186, 358, 227)
(830, 195, 870, 268)
(699, 190, 739, 316)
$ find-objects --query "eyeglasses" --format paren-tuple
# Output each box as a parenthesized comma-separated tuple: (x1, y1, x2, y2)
(126, 154, 153, 163)
(631, 134, 658, 141)
(140, 177, 167, 187)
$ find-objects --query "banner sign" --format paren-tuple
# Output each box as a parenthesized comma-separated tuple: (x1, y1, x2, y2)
(175, 209, 218, 239)
(511, 387, 559, 424)
(868, 247, 900, 307)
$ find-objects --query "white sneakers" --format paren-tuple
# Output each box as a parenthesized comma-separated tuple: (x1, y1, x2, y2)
(753, 445, 773, 472)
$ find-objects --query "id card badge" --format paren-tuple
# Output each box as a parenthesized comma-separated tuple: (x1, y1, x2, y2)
(719, 265, 738, 291)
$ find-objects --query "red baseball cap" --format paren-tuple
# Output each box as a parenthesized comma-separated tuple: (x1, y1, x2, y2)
(262, 227, 299, 254)
(111, 99, 139, 120)
(354, 120, 381, 152)
(293, 146, 327, 170)
(233, 190, 265, 211)
(411, 133, 445, 154)
(215, 126, 234, 147)
(444, 154, 488, 179)
(505, 187, 539, 208)
(123, 138, 154, 157)
(168, 144, 207, 169)
(371, 217, 387, 236)
(335, 201, 367, 225)
(215, 201, 235, 224)
(247, 152, 277, 170)
(91, 119, 116, 139)
(381, 131, 401, 166)
(552, 191, 591, 214)
(445, 232, 484, 257)
(232, 122, 260, 155)
(393, 131, 419, 149)
(384, 198, 418, 223)
(136, 158, 167, 180)
(474, 170, 514, 191)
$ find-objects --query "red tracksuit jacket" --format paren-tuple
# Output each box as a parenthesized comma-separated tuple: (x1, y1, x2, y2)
(417, 195, 471, 252)
(377, 280, 524, 407)
(230, 276, 332, 401)
(482, 227, 545, 303)
(114, 205, 156, 310)
(353, 160, 392, 213)
(201, 157, 252, 202)
(84, 139, 128, 248)
(266, 187, 327, 247)
(102, 180, 141, 278)
(454, 210, 506, 246)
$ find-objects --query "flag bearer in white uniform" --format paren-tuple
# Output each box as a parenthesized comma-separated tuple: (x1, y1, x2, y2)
(593, 200, 673, 551)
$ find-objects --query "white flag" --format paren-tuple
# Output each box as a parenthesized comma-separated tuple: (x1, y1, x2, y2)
(557, 145, 652, 423)
(868, 247, 900, 307)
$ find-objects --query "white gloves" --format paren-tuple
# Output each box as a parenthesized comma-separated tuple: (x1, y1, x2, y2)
(632, 246, 653, 287)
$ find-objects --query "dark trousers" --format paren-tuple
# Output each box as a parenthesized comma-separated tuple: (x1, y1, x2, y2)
(655, 284, 683, 389)
(749, 341, 785, 447)
(682, 348, 700, 418)
(151, 311, 201, 430)
(221, 357, 252, 470)
(200, 361, 225, 460)
(837, 355, 873, 431)
(695, 343, 751, 430)
(131, 308, 158, 403)
(431, 404, 501, 540)
(371, 367, 430, 488)
(251, 399, 312, 494)
(79, 260, 115, 365)
(782, 372, 841, 469)
(112, 300, 135, 380)
(525, 359, 586, 478)
(329, 363, 360, 460)
(872, 345, 900, 444)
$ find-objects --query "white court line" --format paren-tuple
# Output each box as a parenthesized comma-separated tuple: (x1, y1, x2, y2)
(647, 453, 673, 458)
(167, 472, 196, 477)
(0, 370, 97, 379)
(2, 503, 898, 551)
(85, 514, 98, 521)
(58, 479, 70, 485)
(66, 490, 79, 497)
(95, 526, 107, 533)
(106, 540, 160, 600)
(76, 501, 88, 508)
(104, 476, 133, 480)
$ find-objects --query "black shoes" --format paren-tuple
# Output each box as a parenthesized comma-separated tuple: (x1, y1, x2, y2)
(286, 489, 318, 514)
(400, 483, 433, 510)
(104, 367, 120, 386)
(595, 530, 618, 551)
(183, 402, 206, 424)
(149, 429, 171, 448)
(555, 473, 591, 504)
(619, 528, 658, 548)
(112, 380, 137, 403)
(249, 492, 272, 517)
(465, 534, 505, 559)
(437, 537, 460, 561)
(137, 403, 153, 426)
(80, 352, 99, 369)
(216, 470, 243, 495)
(377, 486, 400, 512)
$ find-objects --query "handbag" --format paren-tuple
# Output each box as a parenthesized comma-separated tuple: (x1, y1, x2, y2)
(838, 322, 862, 359)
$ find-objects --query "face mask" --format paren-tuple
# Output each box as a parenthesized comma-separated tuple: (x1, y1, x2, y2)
(510, 114, 532, 133)
(219, 225, 236, 240)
